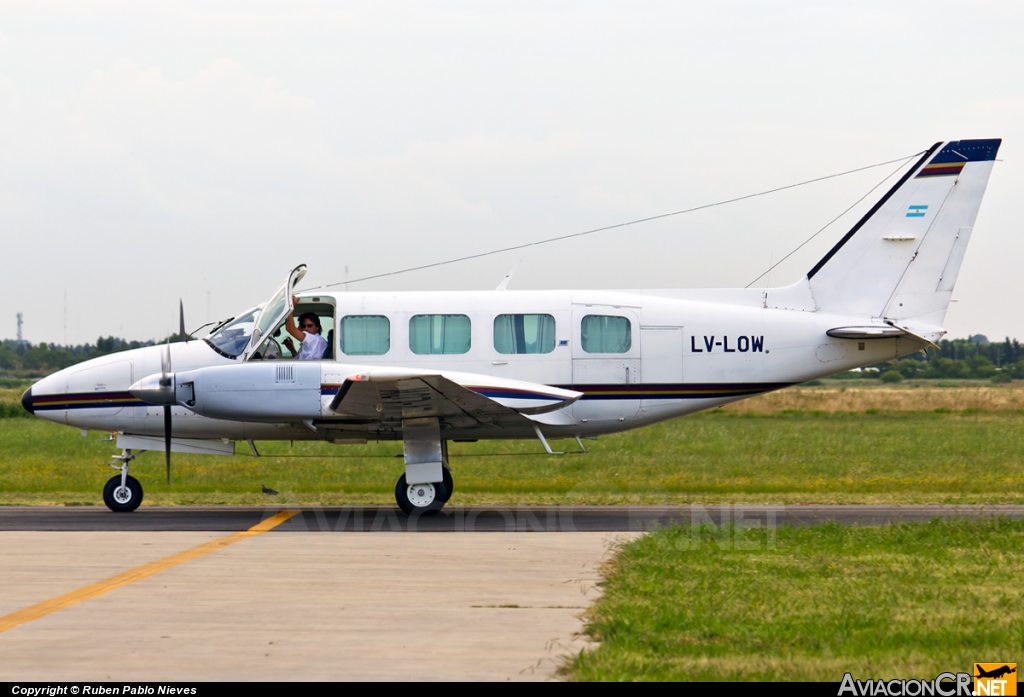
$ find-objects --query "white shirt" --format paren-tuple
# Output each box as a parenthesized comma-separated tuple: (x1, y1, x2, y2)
(297, 331, 328, 360)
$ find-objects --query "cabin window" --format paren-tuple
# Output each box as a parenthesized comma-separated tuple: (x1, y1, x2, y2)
(409, 314, 471, 355)
(340, 315, 390, 356)
(494, 314, 556, 354)
(581, 315, 632, 353)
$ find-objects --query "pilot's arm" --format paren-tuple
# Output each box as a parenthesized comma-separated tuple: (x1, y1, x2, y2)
(281, 296, 306, 355)
(283, 297, 307, 340)
(284, 316, 306, 343)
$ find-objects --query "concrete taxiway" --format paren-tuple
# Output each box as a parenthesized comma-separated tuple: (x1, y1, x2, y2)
(0, 529, 630, 681)
(1, 505, 1021, 681)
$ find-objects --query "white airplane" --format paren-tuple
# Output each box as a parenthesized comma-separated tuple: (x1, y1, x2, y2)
(21, 138, 1001, 515)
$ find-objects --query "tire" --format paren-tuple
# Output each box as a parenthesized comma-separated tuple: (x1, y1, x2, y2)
(103, 474, 143, 512)
(440, 468, 454, 503)
(395, 473, 450, 516)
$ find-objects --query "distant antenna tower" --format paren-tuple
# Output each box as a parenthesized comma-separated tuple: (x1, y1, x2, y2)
(16, 312, 23, 342)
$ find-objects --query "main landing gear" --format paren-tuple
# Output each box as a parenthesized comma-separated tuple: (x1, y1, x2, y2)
(395, 468, 453, 516)
(395, 418, 454, 516)
(103, 449, 144, 512)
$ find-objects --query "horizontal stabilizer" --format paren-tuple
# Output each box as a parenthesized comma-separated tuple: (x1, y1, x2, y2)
(826, 326, 908, 340)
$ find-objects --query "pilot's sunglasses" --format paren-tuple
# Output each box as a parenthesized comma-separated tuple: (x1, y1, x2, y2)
(302, 323, 317, 329)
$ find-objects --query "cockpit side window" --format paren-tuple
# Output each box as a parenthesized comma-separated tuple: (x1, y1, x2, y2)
(206, 308, 260, 358)
(253, 288, 290, 347)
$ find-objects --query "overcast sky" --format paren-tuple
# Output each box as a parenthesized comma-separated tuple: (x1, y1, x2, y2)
(2, 1, 1022, 345)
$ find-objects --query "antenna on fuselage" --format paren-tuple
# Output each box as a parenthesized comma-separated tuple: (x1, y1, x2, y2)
(495, 261, 521, 291)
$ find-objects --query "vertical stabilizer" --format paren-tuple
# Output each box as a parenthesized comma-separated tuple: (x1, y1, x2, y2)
(806, 139, 1001, 328)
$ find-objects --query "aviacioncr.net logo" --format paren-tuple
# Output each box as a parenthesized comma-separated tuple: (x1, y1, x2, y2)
(839, 672, 973, 696)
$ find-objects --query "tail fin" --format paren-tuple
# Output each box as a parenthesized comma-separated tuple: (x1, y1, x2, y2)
(807, 139, 1001, 329)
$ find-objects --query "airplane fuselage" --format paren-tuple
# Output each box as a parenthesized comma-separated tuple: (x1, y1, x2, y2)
(26, 286, 923, 444)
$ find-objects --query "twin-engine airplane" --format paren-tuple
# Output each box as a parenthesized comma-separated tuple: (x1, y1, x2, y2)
(21, 138, 1001, 514)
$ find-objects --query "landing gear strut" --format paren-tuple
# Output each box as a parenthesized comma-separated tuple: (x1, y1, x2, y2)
(103, 449, 144, 512)
(395, 418, 453, 516)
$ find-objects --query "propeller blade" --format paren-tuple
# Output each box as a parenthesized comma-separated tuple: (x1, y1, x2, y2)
(163, 405, 172, 484)
(160, 340, 173, 484)
(161, 341, 171, 381)
(179, 299, 187, 340)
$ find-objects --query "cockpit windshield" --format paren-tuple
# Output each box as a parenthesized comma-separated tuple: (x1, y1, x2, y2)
(204, 265, 307, 361)
(205, 307, 261, 358)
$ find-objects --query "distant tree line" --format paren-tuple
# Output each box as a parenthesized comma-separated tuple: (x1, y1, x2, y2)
(930, 335, 1022, 366)
(836, 336, 1024, 383)
(0, 334, 182, 378)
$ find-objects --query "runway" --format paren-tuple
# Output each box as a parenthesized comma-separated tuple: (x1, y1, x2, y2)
(2, 503, 1023, 532)
(2, 504, 1022, 681)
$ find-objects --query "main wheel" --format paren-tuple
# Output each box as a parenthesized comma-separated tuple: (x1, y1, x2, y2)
(440, 468, 453, 503)
(103, 474, 143, 512)
(395, 473, 451, 516)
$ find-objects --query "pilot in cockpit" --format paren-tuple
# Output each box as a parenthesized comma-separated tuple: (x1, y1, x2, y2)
(281, 296, 328, 360)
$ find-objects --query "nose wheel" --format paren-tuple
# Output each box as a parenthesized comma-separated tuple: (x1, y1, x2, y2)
(395, 468, 453, 516)
(103, 449, 144, 512)
(103, 474, 143, 512)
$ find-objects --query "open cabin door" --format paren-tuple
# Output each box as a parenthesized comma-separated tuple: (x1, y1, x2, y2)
(243, 264, 307, 361)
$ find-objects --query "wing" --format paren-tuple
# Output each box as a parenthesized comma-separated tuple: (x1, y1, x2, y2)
(326, 368, 581, 431)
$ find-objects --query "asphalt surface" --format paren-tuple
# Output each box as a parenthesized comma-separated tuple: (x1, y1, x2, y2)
(2, 504, 1023, 532)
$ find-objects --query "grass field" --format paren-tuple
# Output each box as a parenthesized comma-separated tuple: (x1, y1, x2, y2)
(1, 383, 1023, 506)
(569, 518, 1024, 681)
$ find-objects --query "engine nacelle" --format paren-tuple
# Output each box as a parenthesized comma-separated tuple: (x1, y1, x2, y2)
(175, 362, 323, 422)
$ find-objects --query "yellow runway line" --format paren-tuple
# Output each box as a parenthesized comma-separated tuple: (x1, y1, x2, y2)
(0, 509, 300, 634)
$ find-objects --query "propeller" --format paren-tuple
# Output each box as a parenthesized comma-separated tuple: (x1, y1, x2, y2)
(128, 302, 194, 486)
(160, 341, 173, 484)
(164, 299, 191, 482)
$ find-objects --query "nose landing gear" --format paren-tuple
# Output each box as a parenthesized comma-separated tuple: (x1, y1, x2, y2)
(103, 449, 144, 512)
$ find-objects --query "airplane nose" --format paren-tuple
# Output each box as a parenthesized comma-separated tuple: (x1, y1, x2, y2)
(21, 386, 33, 415)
